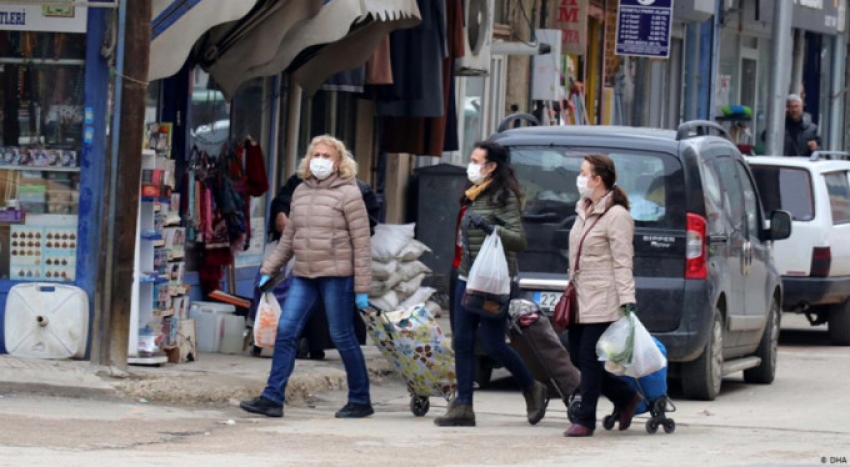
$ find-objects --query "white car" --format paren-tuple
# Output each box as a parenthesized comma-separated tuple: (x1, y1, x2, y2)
(747, 152, 850, 345)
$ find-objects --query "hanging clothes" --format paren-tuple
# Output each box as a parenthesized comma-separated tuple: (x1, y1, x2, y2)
(376, 0, 447, 118)
(366, 36, 394, 85)
(379, 0, 463, 156)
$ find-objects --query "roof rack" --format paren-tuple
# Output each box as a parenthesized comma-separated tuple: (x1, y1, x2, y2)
(809, 151, 850, 161)
(496, 113, 540, 133)
(675, 120, 732, 141)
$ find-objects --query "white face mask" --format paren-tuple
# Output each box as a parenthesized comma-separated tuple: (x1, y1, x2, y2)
(576, 175, 593, 198)
(467, 163, 486, 185)
(310, 157, 335, 180)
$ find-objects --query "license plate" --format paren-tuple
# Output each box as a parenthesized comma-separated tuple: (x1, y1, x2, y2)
(534, 291, 561, 311)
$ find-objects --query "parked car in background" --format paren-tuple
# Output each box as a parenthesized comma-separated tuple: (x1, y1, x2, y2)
(747, 152, 850, 345)
(483, 120, 792, 400)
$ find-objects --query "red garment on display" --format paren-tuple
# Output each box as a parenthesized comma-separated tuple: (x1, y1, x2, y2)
(244, 141, 269, 197)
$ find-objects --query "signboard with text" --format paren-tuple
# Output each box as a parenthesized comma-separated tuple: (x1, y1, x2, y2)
(547, 0, 589, 56)
(0, 4, 87, 33)
(615, 0, 673, 58)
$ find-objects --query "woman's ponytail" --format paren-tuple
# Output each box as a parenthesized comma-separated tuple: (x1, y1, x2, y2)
(611, 185, 630, 210)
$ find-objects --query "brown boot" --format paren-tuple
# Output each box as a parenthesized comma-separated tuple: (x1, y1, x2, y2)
(434, 401, 476, 427)
(523, 381, 549, 425)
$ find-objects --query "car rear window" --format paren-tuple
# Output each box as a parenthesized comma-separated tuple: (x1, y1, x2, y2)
(509, 147, 686, 228)
(750, 166, 815, 221)
(824, 171, 850, 225)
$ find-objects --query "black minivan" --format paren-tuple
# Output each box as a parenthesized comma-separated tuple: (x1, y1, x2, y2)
(486, 120, 792, 400)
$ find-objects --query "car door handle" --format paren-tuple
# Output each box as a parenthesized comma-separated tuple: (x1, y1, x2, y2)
(709, 235, 728, 245)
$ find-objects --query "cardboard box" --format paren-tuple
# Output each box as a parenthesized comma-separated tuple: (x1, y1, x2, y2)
(166, 319, 197, 363)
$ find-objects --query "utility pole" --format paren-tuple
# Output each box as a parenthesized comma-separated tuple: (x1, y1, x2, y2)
(765, 1, 793, 156)
(95, 0, 152, 371)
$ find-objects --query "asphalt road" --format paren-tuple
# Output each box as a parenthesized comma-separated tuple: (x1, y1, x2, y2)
(0, 313, 847, 467)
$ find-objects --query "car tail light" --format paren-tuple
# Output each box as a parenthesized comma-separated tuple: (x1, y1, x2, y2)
(810, 247, 831, 277)
(686, 213, 708, 279)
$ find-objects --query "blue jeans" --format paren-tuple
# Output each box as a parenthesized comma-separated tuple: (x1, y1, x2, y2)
(262, 276, 370, 405)
(453, 279, 535, 405)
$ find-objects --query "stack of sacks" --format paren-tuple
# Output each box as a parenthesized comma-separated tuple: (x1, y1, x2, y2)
(369, 223, 440, 316)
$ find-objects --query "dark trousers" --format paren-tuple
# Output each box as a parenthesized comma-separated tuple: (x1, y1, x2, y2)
(453, 279, 535, 405)
(568, 322, 637, 427)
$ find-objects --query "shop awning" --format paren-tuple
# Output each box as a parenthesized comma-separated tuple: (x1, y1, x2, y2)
(149, 0, 261, 81)
(194, 0, 422, 99)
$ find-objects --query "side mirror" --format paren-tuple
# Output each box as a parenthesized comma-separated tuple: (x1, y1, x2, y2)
(769, 210, 792, 241)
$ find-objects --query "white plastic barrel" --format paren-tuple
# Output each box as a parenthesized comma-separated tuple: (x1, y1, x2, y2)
(219, 314, 246, 354)
(189, 308, 225, 353)
(4, 283, 89, 359)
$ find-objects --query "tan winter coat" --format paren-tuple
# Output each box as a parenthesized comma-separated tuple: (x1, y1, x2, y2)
(261, 174, 372, 293)
(568, 192, 636, 324)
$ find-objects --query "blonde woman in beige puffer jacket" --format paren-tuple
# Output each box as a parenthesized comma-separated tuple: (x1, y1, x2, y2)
(240, 135, 374, 420)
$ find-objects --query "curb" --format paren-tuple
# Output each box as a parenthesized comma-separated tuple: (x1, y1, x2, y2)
(108, 357, 397, 407)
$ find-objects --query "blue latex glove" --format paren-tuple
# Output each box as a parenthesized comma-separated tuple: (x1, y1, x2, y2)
(258, 274, 271, 289)
(355, 293, 370, 310)
(469, 214, 495, 235)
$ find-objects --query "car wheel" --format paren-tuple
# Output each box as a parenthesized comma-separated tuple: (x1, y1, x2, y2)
(828, 300, 850, 346)
(743, 299, 779, 384)
(474, 356, 494, 389)
(681, 313, 724, 401)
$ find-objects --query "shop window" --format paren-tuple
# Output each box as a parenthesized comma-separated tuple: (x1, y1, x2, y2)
(189, 67, 230, 157)
(0, 31, 86, 282)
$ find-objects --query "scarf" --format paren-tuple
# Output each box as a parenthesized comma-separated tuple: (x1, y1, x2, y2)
(464, 180, 492, 202)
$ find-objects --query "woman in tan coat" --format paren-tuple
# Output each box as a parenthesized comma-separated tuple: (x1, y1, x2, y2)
(564, 154, 641, 437)
(240, 135, 373, 420)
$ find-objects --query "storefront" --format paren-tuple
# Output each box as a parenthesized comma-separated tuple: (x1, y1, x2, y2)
(0, 5, 112, 353)
(720, 0, 847, 153)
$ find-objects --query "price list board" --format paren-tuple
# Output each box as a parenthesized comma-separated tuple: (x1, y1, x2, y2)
(615, 0, 674, 58)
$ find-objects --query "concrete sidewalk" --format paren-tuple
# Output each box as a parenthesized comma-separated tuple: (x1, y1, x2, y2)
(0, 347, 398, 407)
(0, 314, 452, 407)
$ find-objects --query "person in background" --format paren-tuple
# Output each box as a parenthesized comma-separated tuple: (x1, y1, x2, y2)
(783, 94, 820, 157)
(240, 135, 373, 419)
(434, 141, 548, 427)
(564, 154, 641, 437)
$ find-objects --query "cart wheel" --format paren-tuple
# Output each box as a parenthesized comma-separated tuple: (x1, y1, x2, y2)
(567, 397, 581, 424)
(602, 415, 616, 431)
(663, 419, 676, 434)
(646, 419, 659, 434)
(410, 396, 430, 417)
(251, 346, 262, 357)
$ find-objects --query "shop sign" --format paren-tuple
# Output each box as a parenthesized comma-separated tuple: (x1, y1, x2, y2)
(547, 0, 588, 56)
(758, 0, 845, 35)
(0, 4, 87, 33)
(615, 0, 674, 58)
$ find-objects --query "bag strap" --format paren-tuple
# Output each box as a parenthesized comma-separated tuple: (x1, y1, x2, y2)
(572, 204, 613, 275)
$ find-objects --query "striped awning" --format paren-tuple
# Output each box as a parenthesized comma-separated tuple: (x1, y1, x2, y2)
(149, 0, 260, 81)
(150, 0, 421, 98)
(192, 0, 421, 98)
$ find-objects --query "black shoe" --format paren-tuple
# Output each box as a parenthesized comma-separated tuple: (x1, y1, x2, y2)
(308, 350, 326, 360)
(240, 396, 283, 418)
(335, 402, 374, 419)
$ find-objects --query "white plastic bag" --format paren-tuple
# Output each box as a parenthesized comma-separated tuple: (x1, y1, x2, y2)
(627, 316, 667, 378)
(398, 287, 437, 310)
(254, 293, 282, 348)
(372, 223, 416, 261)
(466, 232, 511, 296)
(398, 240, 432, 261)
(371, 259, 398, 281)
(597, 313, 667, 379)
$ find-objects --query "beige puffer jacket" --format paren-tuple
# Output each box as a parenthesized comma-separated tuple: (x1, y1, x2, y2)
(568, 192, 636, 324)
(261, 174, 372, 293)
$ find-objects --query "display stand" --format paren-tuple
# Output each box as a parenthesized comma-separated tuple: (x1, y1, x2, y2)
(129, 131, 188, 366)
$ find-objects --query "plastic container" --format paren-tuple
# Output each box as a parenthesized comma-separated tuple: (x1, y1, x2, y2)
(189, 308, 225, 353)
(4, 283, 89, 359)
(190, 301, 235, 315)
(219, 314, 247, 354)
